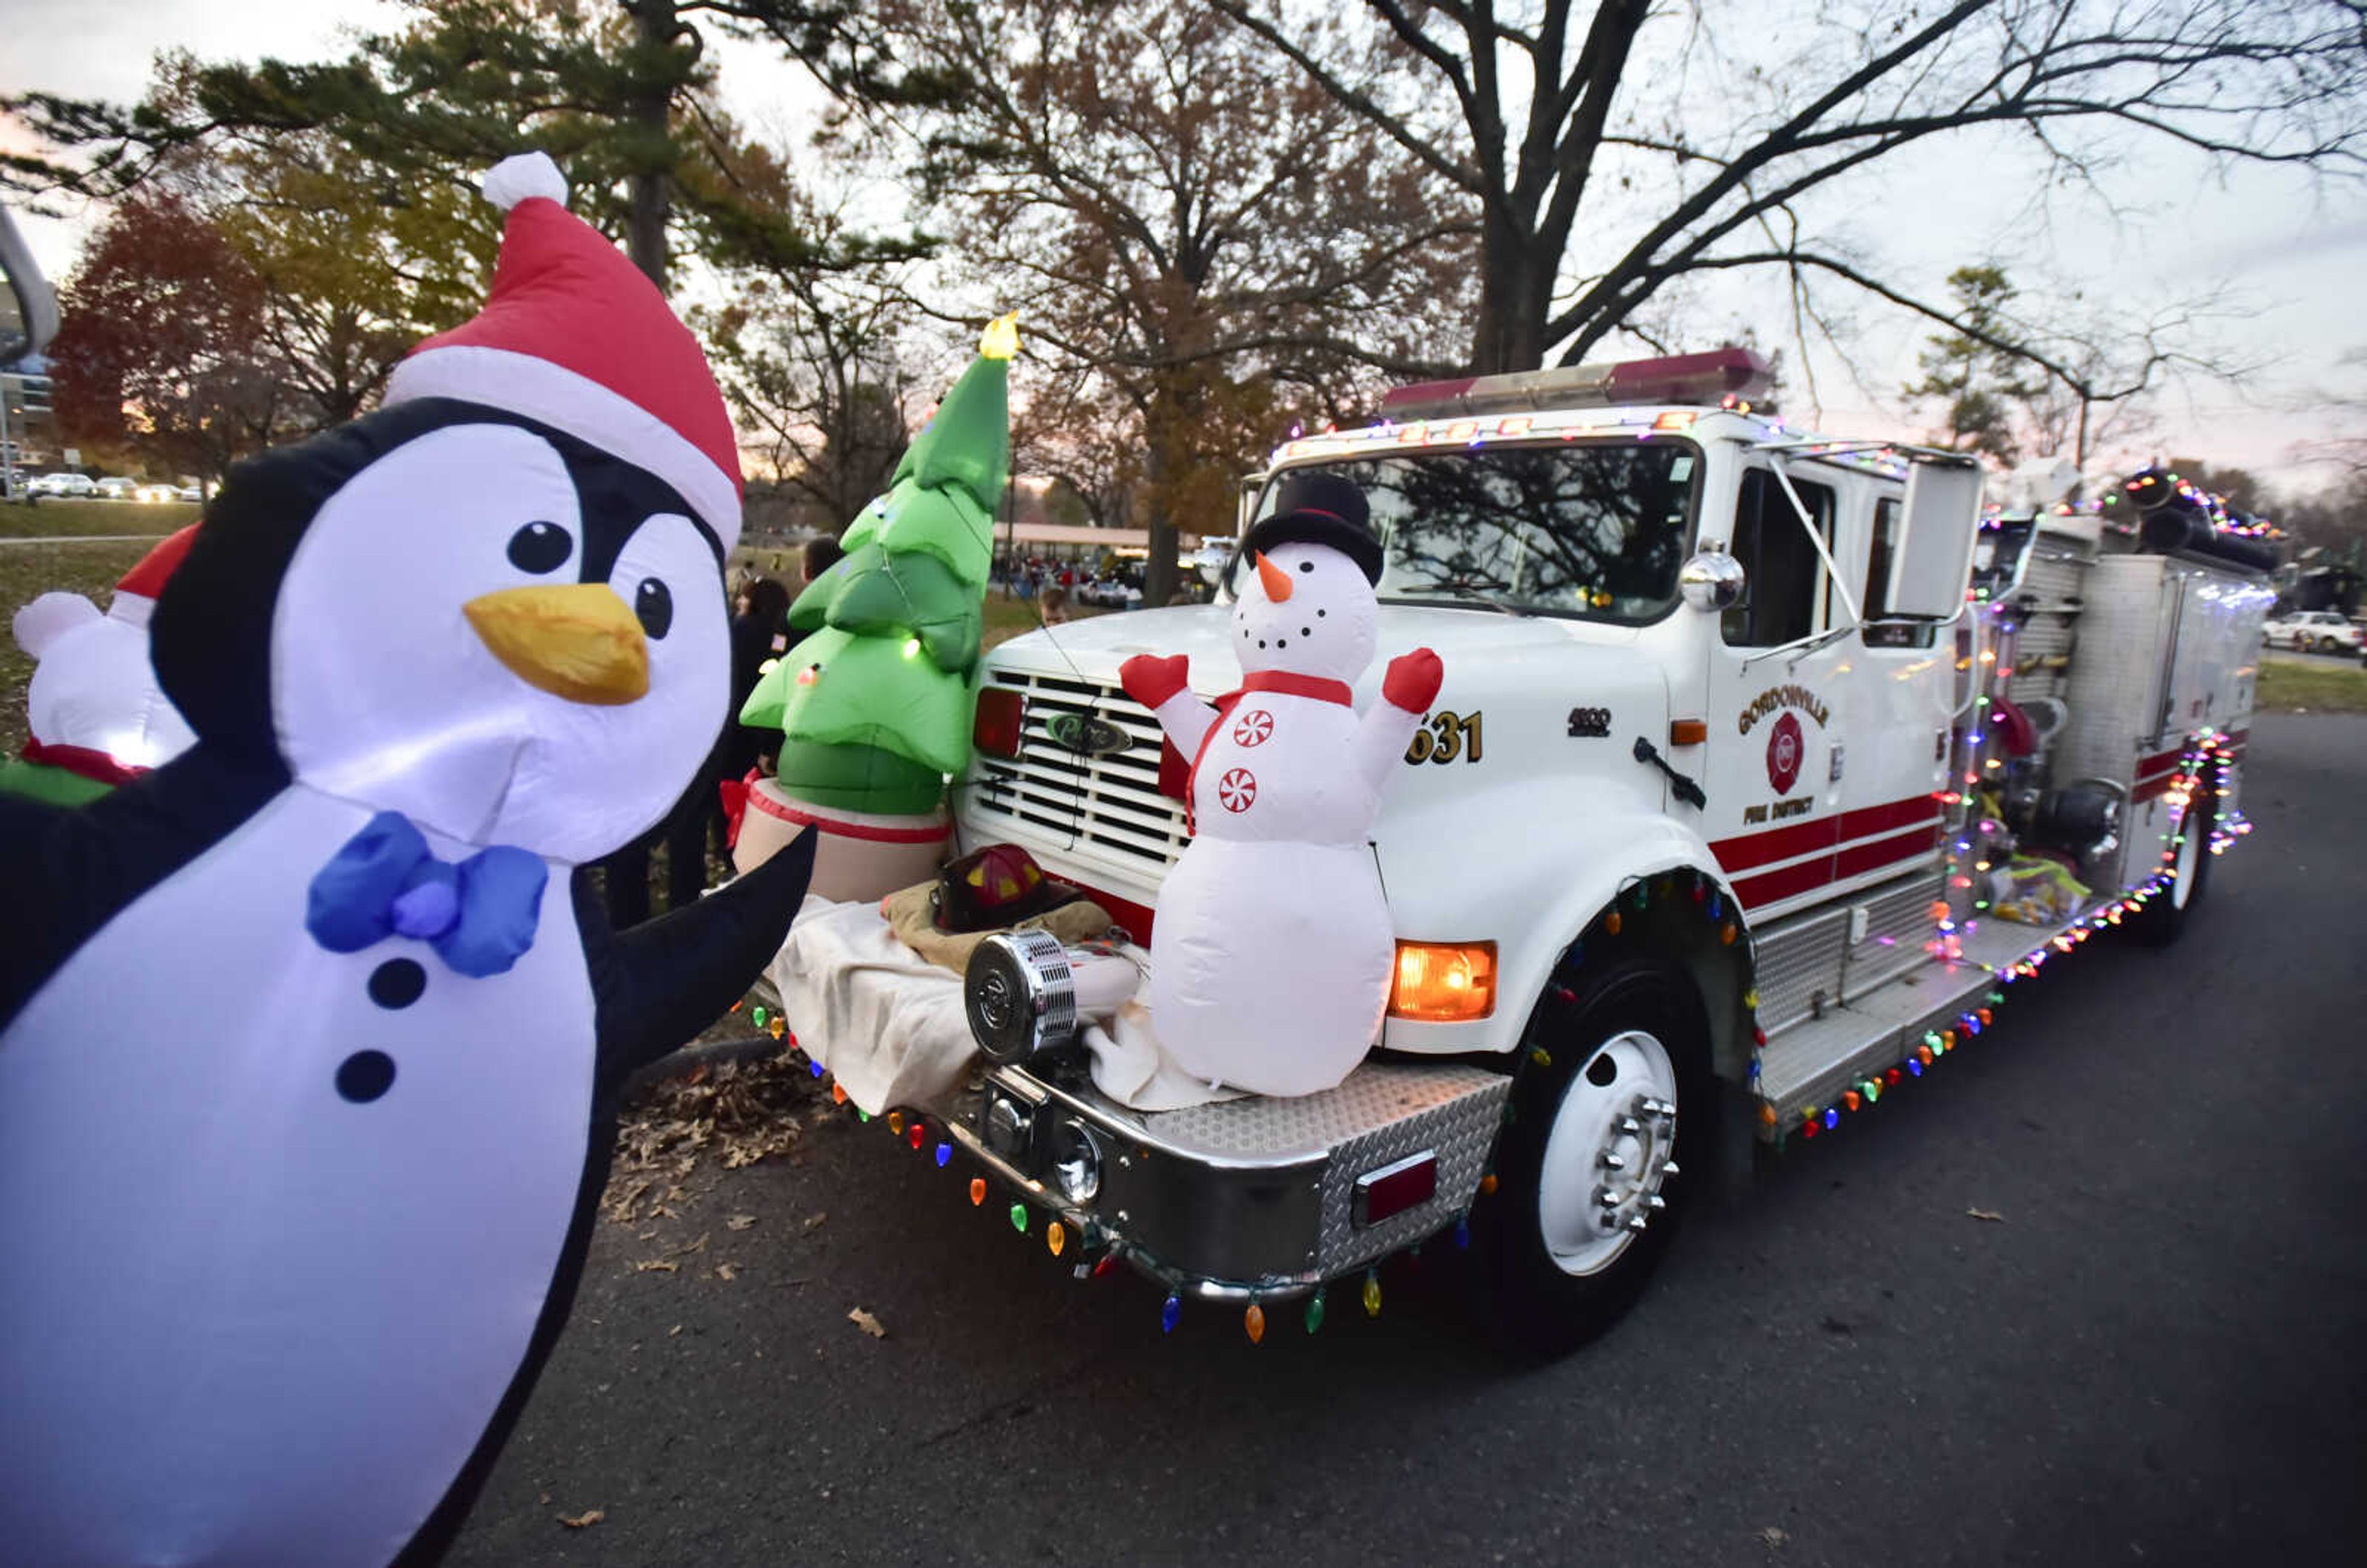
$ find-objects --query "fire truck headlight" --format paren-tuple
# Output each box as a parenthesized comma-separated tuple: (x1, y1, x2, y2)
(1049, 1117, 1102, 1206)
(1388, 941, 1498, 1023)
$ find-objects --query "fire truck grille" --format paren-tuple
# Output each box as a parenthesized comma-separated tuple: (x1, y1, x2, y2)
(965, 671, 1190, 872)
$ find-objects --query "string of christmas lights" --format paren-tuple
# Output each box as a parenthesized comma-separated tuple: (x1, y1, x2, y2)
(717, 727, 2254, 1330)
(1776, 728, 2249, 1145)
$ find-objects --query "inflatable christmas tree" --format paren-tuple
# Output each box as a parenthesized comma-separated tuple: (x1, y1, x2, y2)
(734, 315, 1013, 894)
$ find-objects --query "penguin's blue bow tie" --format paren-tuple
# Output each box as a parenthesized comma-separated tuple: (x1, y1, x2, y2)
(306, 811, 549, 978)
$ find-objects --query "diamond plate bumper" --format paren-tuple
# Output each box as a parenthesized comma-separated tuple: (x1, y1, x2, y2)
(947, 1057, 1511, 1302)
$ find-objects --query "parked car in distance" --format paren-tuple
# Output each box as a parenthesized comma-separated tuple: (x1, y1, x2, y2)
(27, 472, 96, 497)
(2264, 610, 2362, 653)
(174, 484, 201, 503)
(134, 482, 180, 504)
(1077, 573, 1145, 609)
(93, 476, 142, 499)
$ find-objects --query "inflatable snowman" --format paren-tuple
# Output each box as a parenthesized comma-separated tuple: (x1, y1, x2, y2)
(3, 526, 199, 804)
(1119, 472, 1441, 1096)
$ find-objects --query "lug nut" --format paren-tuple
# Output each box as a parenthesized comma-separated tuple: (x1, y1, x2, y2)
(1601, 1152, 1628, 1172)
(1625, 1216, 1650, 1233)
(1659, 1161, 1680, 1178)
(1646, 1194, 1667, 1211)
(1618, 1116, 1641, 1135)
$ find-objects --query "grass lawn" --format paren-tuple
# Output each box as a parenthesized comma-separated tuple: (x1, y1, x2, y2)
(0, 537, 158, 758)
(1, 498, 196, 539)
(2256, 656, 2367, 714)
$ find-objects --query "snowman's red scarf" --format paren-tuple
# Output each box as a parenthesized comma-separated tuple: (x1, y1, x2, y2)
(1179, 671, 1354, 834)
(20, 737, 147, 788)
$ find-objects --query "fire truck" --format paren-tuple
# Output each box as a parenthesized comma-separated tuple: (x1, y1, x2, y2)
(782, 349, 2270, 1351)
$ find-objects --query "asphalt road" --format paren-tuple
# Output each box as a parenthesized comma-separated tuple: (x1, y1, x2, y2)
(450, 712, 2367, 1568)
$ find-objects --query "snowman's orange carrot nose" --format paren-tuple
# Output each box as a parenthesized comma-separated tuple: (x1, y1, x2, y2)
(1255, 550, 1294, 602)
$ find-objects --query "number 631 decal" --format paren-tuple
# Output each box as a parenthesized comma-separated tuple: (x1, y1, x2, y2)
(1405, 709, 1484, 765)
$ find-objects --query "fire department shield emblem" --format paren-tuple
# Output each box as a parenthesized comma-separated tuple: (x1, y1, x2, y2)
(1766, 710, 1804, 794)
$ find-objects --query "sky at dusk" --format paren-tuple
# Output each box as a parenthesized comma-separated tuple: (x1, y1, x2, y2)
(6, 0, 2364, 498)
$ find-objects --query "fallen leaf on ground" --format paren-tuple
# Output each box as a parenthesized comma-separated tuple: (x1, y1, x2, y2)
(632, 1259, 678, 1274)
(714, 1262, 738, 1281)
(1967, 1207, 2006, 1223)
(727, 1214, 758, 1231)
(803, 1212, 828, 1231)
(848, 1307, 886, 1339)
(668, 1323, 683, 1337)
(601, 1050, 814, 1211)
(1759, 1525, 1787, 1548)
(558, 1509, 605, 1529)
(672, 1231, 709, 1256)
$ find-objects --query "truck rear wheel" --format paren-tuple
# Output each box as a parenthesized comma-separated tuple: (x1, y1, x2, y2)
(1478, 958, 1711, 1356)
(2138, 760, 2217, 946)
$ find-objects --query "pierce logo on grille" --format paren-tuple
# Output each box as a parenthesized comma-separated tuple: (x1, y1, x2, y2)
(1044, 711, 1132, 758)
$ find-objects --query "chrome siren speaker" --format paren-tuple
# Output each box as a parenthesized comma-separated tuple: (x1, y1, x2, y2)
(965, 930, 1140, 1066)
(966, 929, 1081, 1064)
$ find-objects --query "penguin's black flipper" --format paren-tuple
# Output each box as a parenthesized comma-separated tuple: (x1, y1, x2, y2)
(0, 747, 287, 1030)
(575, 828, 819, 1089)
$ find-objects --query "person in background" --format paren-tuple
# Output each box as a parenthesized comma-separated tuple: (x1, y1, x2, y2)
(804, 533, 845, 586)
(729, 574, 793, 777)
(599, 571, 795, 929)
(1040, 582, 1071, 624)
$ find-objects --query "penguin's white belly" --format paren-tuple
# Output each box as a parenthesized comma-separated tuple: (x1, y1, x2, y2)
(1149, 836, 1393, 1097)
(0, 788, 594, 1568)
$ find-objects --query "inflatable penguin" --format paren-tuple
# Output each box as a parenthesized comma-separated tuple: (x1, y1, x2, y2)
(1119, 472, 1441, 1096)
(2, 525, 199, 803)
(0, 154, 814, 1568)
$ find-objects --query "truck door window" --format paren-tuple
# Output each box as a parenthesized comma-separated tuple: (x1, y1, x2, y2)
(1723, 468, 1836, 647)
(1865, 497, 1897, 616)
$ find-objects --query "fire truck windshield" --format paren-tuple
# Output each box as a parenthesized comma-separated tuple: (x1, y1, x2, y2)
(1256, 439, 1699, 623)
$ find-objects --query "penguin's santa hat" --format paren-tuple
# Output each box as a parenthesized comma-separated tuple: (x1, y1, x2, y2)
(383, 153, 743, 550)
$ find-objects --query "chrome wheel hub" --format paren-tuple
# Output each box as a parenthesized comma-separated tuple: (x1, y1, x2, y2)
(1536, 1030, 1679, 1277)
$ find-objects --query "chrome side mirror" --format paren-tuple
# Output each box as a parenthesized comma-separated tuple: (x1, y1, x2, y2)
(1679, 549, 1746, 611)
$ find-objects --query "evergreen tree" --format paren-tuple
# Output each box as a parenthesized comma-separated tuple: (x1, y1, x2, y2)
(1906, 266, 2043, 466)
(740, 314, 1015, 816)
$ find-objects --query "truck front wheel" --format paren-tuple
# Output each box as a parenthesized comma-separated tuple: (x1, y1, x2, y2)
(1479, 958, 1711, 1356)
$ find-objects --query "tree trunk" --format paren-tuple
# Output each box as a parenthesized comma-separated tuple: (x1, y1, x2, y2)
(624, 1, 677, 288)
(1142, 434, 1178, 611)
(1468, 221, 1555, 374)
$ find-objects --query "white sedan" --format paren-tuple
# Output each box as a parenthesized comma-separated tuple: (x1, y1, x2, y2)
(2264, 611, 2361, 654)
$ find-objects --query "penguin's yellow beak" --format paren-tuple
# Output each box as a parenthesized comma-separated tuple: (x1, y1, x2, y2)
(464, 583, 649, 706)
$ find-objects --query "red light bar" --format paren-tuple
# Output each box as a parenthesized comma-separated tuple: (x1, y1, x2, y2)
(973, 687, 1024, 760)
(1602, 347, 1769, 404)
(1378, 347, 1772, 421)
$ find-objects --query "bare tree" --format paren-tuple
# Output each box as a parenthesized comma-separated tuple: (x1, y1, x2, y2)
(873, 0, 1476, 604)
(1212, 0, 2366, 374)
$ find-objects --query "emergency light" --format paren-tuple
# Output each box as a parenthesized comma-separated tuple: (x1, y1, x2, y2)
(1380, 347, 1772, 421)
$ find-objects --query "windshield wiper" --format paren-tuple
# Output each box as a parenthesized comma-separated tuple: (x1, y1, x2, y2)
(1387, 574, 1529, 615)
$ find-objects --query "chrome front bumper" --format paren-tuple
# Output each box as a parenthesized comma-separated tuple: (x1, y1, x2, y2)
(946, 1056, 1511, 1302)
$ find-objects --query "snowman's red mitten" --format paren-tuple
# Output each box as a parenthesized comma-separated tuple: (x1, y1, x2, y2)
(1381, 647, 1444, 712)
(1120, 653, 1191, 710)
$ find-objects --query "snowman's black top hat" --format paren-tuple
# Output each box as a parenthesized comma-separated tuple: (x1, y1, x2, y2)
(1242, 471, 1383, 583)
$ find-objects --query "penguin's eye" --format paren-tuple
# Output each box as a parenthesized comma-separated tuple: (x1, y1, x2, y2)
(1299, 561, 1314, 573)
(506, 521, 573, 574)
(634, 578, 674, 639)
